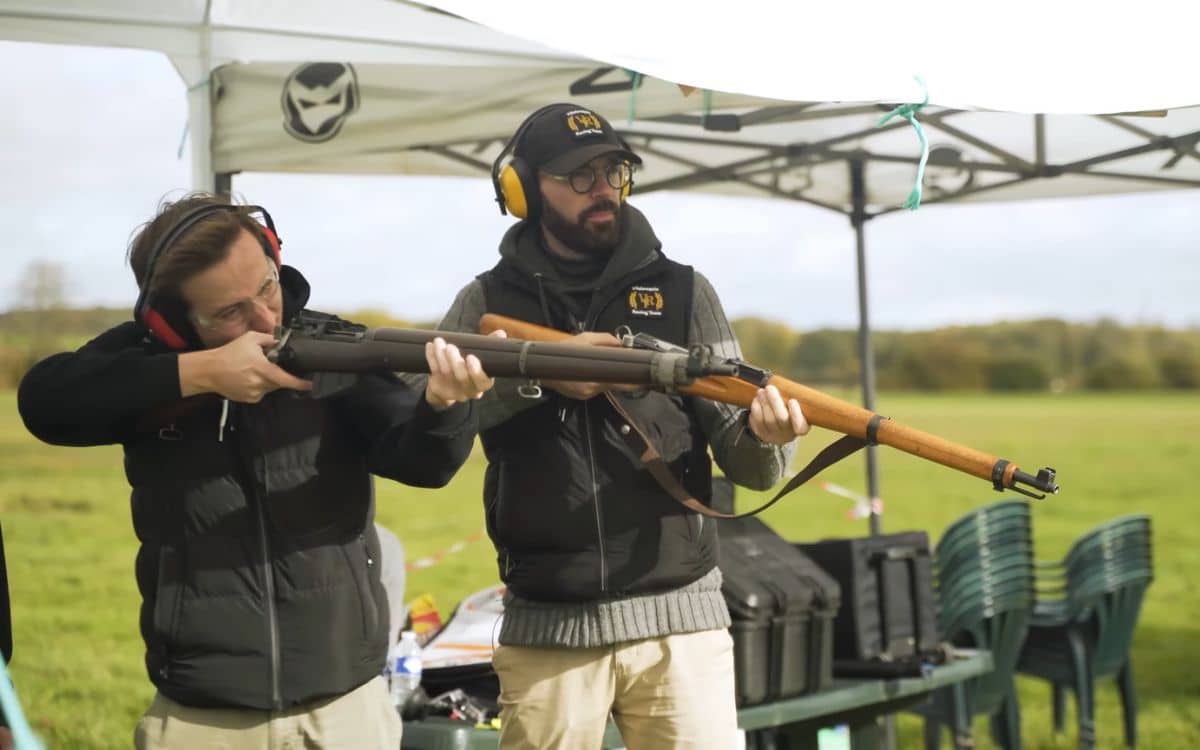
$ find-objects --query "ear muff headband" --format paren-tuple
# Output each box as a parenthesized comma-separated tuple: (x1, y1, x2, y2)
(133, 203, 281, 349)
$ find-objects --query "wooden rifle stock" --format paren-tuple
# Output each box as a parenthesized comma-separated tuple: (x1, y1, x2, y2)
(479, 313, 1059, 499)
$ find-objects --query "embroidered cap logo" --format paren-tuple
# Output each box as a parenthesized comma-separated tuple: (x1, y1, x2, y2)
(565, 110, 604, 137)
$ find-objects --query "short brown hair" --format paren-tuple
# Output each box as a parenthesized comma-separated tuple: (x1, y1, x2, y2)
(128, 193, 268, 302)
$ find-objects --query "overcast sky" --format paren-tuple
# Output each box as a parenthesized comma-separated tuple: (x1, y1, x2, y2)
(2, 40, 1196, 332)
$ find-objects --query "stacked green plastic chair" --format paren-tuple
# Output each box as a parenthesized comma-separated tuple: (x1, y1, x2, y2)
(913, 499, 1034, 750)
(1016, 515, 1153, 750)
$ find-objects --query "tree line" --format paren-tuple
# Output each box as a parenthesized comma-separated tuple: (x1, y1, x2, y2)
(732, 317, 1200, 391)
(2, 306, 1197, 391)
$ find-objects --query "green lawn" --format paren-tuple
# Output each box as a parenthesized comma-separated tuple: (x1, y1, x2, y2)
(1, 390, 1197, 748)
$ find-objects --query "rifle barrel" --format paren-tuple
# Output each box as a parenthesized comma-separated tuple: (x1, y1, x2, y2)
(273, 326, 721, 388)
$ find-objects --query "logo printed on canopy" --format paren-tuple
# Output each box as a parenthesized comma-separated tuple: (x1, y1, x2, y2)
(281, 62, 360, 143)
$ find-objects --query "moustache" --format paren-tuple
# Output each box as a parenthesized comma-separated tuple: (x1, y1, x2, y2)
(581, 201, 619, 222)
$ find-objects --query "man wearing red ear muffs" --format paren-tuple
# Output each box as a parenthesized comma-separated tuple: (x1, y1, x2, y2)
(17, 192, 496, 749)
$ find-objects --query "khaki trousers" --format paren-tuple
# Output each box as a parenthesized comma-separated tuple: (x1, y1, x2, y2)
(493, 629, 738, 750)
(133, 675, 402, 750)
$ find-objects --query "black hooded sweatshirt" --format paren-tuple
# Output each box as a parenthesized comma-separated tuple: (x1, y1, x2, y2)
(475, 206, 719, 602)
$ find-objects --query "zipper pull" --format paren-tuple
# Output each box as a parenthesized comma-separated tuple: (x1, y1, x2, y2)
(217, 398, 230, 442)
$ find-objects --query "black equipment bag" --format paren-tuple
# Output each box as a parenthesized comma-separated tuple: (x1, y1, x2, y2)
(796, 532, 941, 677)
(418, 661, 499, 705)
(411, 585, 504, 717)
(714, 481, 841, 706)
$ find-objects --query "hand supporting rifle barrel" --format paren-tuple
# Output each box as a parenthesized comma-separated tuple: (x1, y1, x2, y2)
(478, 313, 1060, 501)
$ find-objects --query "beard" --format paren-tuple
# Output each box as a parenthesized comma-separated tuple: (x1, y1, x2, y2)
(541, 199, 622, 255)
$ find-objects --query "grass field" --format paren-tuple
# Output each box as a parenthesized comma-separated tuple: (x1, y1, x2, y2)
(1, 389, 1197, 748)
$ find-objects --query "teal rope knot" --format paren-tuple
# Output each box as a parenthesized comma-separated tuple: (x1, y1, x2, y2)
(877, 76, 930, 210)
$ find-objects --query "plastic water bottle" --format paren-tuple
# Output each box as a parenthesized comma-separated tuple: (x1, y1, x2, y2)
(389, 630, 423, 711)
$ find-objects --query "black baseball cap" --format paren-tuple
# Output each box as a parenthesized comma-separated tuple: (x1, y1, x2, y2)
(513, 103, 642, 175)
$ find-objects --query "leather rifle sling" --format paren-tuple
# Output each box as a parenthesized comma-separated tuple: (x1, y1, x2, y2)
(603, 392, 881, 519)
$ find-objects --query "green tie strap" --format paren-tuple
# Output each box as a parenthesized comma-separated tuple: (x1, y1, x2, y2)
(877, 76, 931, 210)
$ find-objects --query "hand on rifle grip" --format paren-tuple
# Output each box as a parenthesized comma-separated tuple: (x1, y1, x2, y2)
(748, 384, 810, 445)
(180, 330, 312, 403)
(567, 331, 622, 347)
(542, 331, 641, 400)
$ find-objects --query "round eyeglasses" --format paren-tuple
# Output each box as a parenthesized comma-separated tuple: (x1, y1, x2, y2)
(545, 161, 634, 195)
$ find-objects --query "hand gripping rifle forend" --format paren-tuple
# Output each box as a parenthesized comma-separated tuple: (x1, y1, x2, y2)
(267, 311, 738, 391)
(479, 313, 1060, 500)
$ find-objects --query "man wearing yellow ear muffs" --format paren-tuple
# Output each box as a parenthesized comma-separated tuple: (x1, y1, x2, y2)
(434, 103, 811, 749)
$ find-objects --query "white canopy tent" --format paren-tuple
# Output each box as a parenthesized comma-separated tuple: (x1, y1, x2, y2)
(0, 0, 586, 191)
(5, 0, 1199, 194)
(426, 0, 1200, 115)
(5, 0, 1200, 524)
(211, 62, 1200, 209)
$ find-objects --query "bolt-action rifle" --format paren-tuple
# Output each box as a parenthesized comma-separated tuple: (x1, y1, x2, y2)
(477, 312, 1059, 512)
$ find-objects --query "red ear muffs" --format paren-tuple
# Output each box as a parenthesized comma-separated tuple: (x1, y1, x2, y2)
(141, 307, 189, 351)
(253, 206, 283, 268)
(134, 203, 282, 349)
(260, 225, 282, 267)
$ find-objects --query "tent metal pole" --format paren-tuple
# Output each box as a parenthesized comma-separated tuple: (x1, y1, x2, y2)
(851, 155, 895, 750)
(215, 172, 233, 199)
(849, 157, 882, 537)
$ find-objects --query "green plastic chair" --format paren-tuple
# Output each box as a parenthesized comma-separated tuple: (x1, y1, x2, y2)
(1016, 515, 1153, 750)
(935, 504, 1031, 570)
(912, 499, 1034, 750)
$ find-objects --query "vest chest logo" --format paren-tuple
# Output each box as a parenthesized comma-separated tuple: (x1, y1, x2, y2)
(627, 285, 665, 317)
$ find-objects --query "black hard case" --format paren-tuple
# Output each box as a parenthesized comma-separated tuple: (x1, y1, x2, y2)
(795, 531, 939, 668)
(716, 504, 841, 706)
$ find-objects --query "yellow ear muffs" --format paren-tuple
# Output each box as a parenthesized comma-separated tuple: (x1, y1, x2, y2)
(497, 156, 541, 220)
(498, 163, 529, 220)
(492, 104, 564, 219)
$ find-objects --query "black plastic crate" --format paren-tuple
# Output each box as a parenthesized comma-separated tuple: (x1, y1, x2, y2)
(796, 531, 940, 675)
(718, 513, 840, 706)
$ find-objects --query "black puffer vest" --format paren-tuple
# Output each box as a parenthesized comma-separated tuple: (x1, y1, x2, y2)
(127, 326, 388, 710)
(477, 208, 717, 602)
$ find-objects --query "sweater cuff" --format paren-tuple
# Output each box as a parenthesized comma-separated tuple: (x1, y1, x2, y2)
(410, 395, 476, 439)
(732, 412, 775, 449)
(153, 352, 185, 402)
